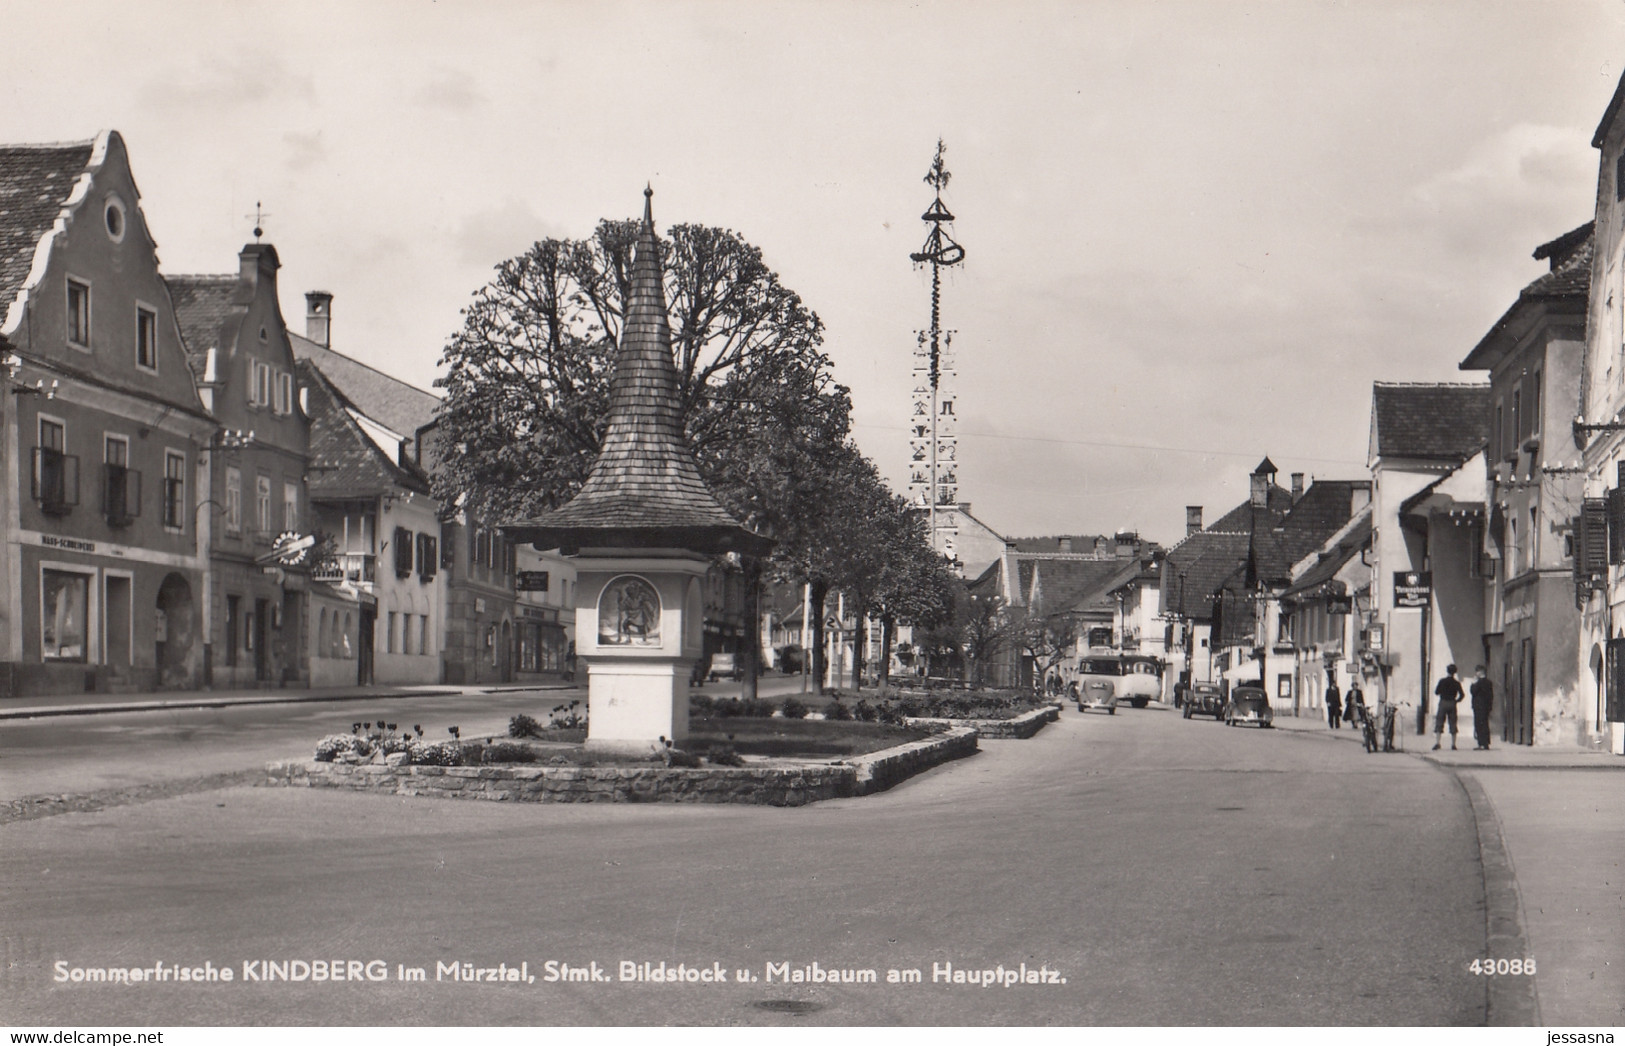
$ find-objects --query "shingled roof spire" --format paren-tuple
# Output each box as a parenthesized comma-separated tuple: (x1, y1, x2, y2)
(504, 189, 772, 556)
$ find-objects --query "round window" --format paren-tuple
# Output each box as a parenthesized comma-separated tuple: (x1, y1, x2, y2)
(104, 199, 126, 242)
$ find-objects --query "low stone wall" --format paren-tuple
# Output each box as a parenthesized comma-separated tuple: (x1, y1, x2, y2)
(261, 726, 978, 807)
(850, 726, 977, 793)
(905, 703, 1058, 740)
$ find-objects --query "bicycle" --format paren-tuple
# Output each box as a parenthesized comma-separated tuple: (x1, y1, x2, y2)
(1353, 703, 1379, 753)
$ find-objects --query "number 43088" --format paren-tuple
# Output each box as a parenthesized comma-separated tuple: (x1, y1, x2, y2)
(1470, 958, 1535, 975)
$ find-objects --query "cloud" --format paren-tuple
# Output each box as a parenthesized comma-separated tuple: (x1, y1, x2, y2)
(412, 68, 484, 110)
(452, 200, 567, 267)
(282, 130, 326, 172)
(1405, 123, 1597, 255)
(139, 54, 314, 111)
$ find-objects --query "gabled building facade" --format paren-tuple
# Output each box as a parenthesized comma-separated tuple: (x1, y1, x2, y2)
(295, 358, 443, 685)
(1367, 382, 1490, 724)
(170, 243, 315, 688)
(1461, 223, 1590, 746)
(1, 132, 217, 696)
(1572, 71, 1625, 755)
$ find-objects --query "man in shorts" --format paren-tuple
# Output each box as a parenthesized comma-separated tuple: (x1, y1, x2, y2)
(1432, 664, 1464, 751)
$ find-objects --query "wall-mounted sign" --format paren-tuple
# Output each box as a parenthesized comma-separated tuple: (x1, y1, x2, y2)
(1393, 571, 1432, 609)
(517, 570, 550, 592)
(1364, 624, 1385, 651)
(1326, 594, 1353, 615)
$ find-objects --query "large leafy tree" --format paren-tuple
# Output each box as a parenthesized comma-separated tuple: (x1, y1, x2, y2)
(433, 219, 851, 528)
(433, 219, 854, 695)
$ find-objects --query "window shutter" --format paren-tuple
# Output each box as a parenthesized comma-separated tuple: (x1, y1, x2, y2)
(1608, 490, 1625, 566)
(1578, 498, 1609, 586)
(394, 526, 414, 577)
(1608, 637, 1625, 723)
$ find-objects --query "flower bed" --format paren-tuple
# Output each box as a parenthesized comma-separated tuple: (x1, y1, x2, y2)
(905, 703, 1060, 739)
(262, 727, 977, 807)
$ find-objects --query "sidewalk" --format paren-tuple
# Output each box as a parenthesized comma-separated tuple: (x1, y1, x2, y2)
(0, 680, 576, 720)
(1269, 709, 1624, 769)
(1272, 708, 1624, 1025)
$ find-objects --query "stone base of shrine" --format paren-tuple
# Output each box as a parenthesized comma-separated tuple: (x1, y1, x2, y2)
(582, 657, 692, 756)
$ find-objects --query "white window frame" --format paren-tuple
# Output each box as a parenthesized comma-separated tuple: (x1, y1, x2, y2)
(66, 277, 91, 351)
(134, 302, 158, 372)
(163, 450, 186, 532)
(224, 466, 242, 535)
(276, 371, 293, 415)
(255, 474, 272, 534)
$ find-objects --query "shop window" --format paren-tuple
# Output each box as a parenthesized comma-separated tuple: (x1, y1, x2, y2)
(41, 569, 90, 661)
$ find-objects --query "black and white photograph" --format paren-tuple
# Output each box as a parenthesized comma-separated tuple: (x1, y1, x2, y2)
(1, 1, 1623, 1038)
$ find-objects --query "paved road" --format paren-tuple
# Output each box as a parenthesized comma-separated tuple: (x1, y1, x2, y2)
(0, 676, 812, 803)
(1, 704, 1489, 1026)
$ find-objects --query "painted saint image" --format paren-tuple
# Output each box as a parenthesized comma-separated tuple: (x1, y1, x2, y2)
(598, 575, 661, 646)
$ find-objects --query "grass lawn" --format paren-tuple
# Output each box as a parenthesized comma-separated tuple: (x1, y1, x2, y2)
(687, 716, 931, 758)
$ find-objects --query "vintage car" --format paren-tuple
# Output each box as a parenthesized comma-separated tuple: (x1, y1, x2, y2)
(1074, 656, 1121, 715)
(1116, 655, 1163, 708)
(1181, 682, 1227, 720)
(706, 653, 743, 683)
(1224, 685, 1274, 728)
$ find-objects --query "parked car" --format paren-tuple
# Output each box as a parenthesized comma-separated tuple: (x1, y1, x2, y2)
(707, 653, 743, 682)
(1224, 686, 1274, 728)
(1182, 682, 1226, 720)
(1074, 656, 1120, 715)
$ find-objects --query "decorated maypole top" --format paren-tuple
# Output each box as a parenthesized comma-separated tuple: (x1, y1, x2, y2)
(907, 140, 967, 562)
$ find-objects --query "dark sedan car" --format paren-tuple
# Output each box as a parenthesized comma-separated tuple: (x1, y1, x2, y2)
(1181, 682, 1226, 721)
(1224, 686, 1274, 728)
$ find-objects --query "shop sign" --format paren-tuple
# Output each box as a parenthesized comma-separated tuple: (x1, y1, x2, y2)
(1393, 571, 1432, 609)
(1326, 594, 1353, 615)
(517, 570, 550, 592)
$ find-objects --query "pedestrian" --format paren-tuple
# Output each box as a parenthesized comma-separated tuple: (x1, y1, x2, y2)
(1470, 665, 1494, 750)
(1344, 685, 1362, 729)
(1432, 663, 1464, 751)
(1325, 678, 1342, 730)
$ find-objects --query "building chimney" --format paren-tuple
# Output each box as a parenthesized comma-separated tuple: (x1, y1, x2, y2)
(1290, 473, 1304, 500)
(1115, 530, 1136, 557)
(1058, 537, 1072, 554)
(305, 291, 333, 347)
(1186, 506, 1203, 537)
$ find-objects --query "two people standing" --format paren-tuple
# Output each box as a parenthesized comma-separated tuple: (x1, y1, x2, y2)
(1432, 663, 1496, 751)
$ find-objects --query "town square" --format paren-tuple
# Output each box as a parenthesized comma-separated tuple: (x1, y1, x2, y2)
(1, 1, 1624, 1038)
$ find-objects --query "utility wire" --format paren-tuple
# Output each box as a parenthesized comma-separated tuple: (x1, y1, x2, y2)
(853, 421, 1368, 468)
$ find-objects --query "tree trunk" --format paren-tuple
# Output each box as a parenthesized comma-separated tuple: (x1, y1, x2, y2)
(808, 579, 829, 693)
(850, 601, 868, 691)
(740, 557, 763, 702)
(879, 615, 895, 687)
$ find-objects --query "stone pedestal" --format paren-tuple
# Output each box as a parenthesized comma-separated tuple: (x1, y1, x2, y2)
(572, 552, 709, 755)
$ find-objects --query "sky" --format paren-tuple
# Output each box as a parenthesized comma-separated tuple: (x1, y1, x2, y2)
(5, 0, 1625, 547)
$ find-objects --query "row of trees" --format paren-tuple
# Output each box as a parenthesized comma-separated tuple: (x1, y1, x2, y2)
(430, 217, 963, 692)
